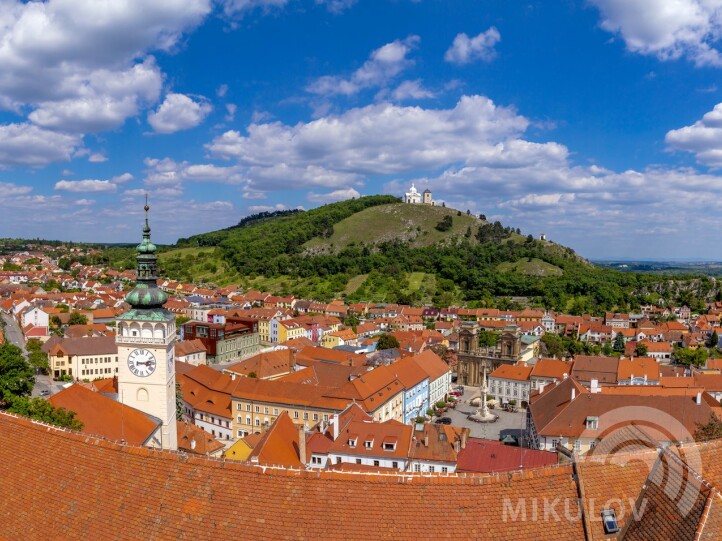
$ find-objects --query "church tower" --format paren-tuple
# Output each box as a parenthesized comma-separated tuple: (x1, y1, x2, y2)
(116, 200, 177, 450)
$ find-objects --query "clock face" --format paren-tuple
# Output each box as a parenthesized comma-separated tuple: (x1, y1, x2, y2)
(128, 348, 157, 377)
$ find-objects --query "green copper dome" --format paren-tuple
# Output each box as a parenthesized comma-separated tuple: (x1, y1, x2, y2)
(125, 200, 168, 309)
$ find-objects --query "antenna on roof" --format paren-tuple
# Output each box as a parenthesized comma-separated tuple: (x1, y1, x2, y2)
(120, 390, 125, 444)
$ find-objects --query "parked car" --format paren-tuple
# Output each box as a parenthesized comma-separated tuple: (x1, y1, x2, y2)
(39, 389, 50, 396)
(453, 386, 465, 395)
(434, 417, 452, 425)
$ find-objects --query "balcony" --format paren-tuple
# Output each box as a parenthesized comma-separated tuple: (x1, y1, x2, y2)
(116, 335, 172, 346)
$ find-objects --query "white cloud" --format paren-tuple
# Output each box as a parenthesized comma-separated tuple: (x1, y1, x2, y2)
(28, 58, 163, 133)
(0, 0, 210, 140)
(445, 27, 501, 65)
(0, 123, 81, 167)
(219, 0, 289, 17)
(388, 80, 436, 101)
(217, 84, 229, 98)
(144, 157, 246, 187)
(207, 95, 532, 176)
(666, 103, 722, 166)
(316, 0, 357, 13)
(307, 188, 361, 203)
(307, 36, 420, 96)
(147, 93, 212, 134)
(88, 153, 108, 163)
(0, 182, 33, 197)
(54, 179, 117, 193)
(54, 171, 133, 192)
(248, 203, 291, 212)
(75, 199, 95, 206)
(225, 103, 238, 121)
(591, 0, 722, 66)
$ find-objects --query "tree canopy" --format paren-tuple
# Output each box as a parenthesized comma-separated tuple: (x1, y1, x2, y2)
(377, 334, 400, 350)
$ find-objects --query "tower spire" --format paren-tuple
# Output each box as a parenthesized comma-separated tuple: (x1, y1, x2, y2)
(124, 198, 168, 309)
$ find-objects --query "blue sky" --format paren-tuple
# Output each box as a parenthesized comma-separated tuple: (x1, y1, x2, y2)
(1, 0, 722, 259)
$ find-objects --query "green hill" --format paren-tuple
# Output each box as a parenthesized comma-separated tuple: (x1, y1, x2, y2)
(303, 203, 480, 253)
(162, 195, 668, 311)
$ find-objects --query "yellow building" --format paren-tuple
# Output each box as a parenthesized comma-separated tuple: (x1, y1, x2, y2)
(278, 319, 306, 344)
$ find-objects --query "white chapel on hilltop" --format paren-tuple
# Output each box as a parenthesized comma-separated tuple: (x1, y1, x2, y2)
(404, 183, 434, 205)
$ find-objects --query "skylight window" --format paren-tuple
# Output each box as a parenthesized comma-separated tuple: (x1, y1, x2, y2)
(601, 509, 619, 534)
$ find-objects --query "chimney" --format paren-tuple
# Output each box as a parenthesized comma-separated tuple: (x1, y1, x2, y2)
(332, 413, 340, 440)
(231, 373, 236, 381)
(298, 424, 307, 465)
(563, 373, 568, 380)
(290, 348, 297, 369)
(696, 392, 702, 406)
(571, 388, 576, 401)
(461, 429, 468, 449)
(454, 440, 460, 452)
(590, 379, 599, 394)
(539, 382, 546, 394)
(424, 434, 429, 447)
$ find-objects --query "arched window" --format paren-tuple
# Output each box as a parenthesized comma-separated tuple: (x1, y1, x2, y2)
(137, 388, 149, 402)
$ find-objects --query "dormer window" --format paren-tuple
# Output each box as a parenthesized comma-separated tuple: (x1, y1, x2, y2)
(348, 437, 357, 448)
(365, 439, 374, 449)
(383, 442, 396, 451)
(586, 416, 599, 430)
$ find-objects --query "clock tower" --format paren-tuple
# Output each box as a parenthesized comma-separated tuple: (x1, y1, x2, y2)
(116, 200, 177, 450)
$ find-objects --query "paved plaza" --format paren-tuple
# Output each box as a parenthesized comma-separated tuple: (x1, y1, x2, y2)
(440, 385, 530, 444)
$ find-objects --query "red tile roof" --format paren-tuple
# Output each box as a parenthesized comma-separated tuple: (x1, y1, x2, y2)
(0, 411, 588, 540)
(456, 438, 558, 473)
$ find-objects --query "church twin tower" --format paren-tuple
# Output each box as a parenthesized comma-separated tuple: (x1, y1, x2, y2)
(116, 201, 177, 450)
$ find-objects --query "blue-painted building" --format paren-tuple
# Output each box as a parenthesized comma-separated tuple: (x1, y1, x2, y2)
(393, 356, 430, 424)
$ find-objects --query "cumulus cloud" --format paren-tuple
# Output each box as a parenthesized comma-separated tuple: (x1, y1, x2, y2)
(307, 188, 361, 203)
(54, 179, 118, 193)
(147, 93, 213, 134)
(54, 171, 133, 192)
(388, 80, 436, 101)
(88, 153, 108, 163)
(144, 157, 246, 187)
(307, 36, 420, 96)
(445, 27, 501, 64)
(207, 95, 533, 175)
(591, 0, 722, 66)
(0, 123, 81, 167)
(0, 0, 211, 163)
(666, 103, 722, 166)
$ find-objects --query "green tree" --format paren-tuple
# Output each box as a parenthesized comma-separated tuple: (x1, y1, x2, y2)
(4, 394, 83, 430)
(613, 332, 625, 353)
(602, 341, 613, 356)
(635, 343, 648, 357)
(377, 334, 400, 350)
(711, 331, 719, 348)
(674, 347, 708, 367)
(0, 343, 33, 399)
(541, 334, 563, 358)
(67, 312, 88, 326)
(478, 330, 500, 348)
(695, 413, 722, 441)
(176, 382, 184, 421)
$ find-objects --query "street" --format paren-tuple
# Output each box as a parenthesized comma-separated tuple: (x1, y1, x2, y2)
(2, 313, 61, 397)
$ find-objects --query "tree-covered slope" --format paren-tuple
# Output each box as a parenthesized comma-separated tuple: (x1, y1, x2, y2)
(162, 195, 679, 312)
